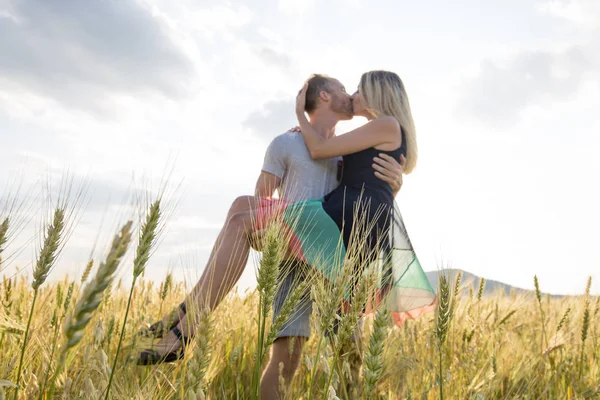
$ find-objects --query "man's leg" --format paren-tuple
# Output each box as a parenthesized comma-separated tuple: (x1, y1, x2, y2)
(146, 196, 262, 355)
(183, 196, 259, 310)
(260, 336, 306, 400)
(149, 196, 259, 330)
(260, 263, 312, 399)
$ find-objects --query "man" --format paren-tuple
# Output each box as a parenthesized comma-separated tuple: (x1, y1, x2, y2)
(257, 74, 406, 399)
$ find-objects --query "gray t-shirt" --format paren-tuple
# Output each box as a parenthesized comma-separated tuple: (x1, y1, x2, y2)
(261, 131, 340, 201)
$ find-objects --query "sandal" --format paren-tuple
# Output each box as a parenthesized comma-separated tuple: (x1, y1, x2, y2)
(139, 302, 186, 338)
(137, 325, 192, 365)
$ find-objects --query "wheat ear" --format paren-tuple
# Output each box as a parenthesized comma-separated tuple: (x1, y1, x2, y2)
(435, 273, 453, 400)
(105, 200, 160, 400)
(47, 221, 132, 399)
(364, 308, 390, 398)
(14, 208, 65, 400)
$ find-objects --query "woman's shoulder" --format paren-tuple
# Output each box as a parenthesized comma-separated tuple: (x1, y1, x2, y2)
(365, 116, 401, 146)
(370, 115, 400, 131)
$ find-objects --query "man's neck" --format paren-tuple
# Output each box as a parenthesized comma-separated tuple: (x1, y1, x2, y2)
(307, 109, 339, 139)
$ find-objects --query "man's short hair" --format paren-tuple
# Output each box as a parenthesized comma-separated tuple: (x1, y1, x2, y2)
(305, 74, 332, 113)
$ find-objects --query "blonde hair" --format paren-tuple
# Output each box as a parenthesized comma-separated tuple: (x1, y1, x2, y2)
(359, 71, 417, 174)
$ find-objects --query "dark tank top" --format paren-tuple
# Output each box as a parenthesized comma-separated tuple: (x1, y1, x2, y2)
(322, 130, 407, 250)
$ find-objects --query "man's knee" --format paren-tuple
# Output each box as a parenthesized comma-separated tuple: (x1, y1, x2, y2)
(229, 196, 253, 216)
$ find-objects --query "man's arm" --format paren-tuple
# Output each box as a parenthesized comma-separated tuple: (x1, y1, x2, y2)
(252, 171, 280, 251)
(372, 153, 407, 197)
(252, 136, 287, 250)
(255, 171, 281, 197)
(257, 134, 287, 197)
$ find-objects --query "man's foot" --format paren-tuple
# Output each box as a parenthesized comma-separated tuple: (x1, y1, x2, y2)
(139, 302, 187, 338)
(137, 322, 193, 365)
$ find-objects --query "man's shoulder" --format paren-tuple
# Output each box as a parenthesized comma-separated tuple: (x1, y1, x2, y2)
(268, 130, 304, 150)
(272, 130, 303, 143)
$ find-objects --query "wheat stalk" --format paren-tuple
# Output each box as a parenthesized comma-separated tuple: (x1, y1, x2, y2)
(13, 207, 65, 400)
(64, 221, 132, 348)
(477, 277, 485, 302)
(579, 277, 592, 379)
(160, 273, 172, 303)
(584, 276, 592, 299)
(105, 200, 161, 400)
(252, 223, 284, 400)
(308, 256, 354, 400)
(1, 277, 12, 316)
(435, 272, 453, 400)
(0, 313, 24, 335)
(265, 276, 310, 347)
(54, 283, 64, 316)
(185, 308, 213, 397)
(335, 268, 373, 350)
(0, 218, 9, 265)
(0, 277, 13, 350)
(436, 274, 452, 347)
(47, 220, 132, 399)
(579, 307, 590, 378)
(323, 269, 373, 399)
(31, 209, 65, 291)
(364, 308, 389, 398)
(453, 271, 463, 300)
(81, 260, 94, 284)
(556, 307, 571, 333)
(38, 280, 74, 399)
(157, 272, 173, 326)
(534, 275, 548, 353)
(497, 309, 517, 327)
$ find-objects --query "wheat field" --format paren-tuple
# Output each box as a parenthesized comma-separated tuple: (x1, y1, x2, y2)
(0, 199, 599, 399)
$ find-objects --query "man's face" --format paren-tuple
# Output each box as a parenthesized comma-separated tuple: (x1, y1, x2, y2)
(327, 79, 354, 120)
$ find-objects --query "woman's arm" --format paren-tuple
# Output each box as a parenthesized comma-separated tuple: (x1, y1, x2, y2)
(295, 83, 400, 159)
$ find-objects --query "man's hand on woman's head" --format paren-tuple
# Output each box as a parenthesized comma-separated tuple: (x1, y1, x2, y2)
(372, 153, 406, 195)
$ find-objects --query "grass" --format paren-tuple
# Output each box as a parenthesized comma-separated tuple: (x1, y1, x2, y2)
(0, 194, 597, 399)
(0, 271, 598, 399)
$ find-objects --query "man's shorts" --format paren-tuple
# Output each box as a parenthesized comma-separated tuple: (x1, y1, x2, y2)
(271, 261, 365, 341)
(271, 261, 312, 339)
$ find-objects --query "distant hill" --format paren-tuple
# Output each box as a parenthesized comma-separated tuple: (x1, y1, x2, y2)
(425, 269, 553, 297)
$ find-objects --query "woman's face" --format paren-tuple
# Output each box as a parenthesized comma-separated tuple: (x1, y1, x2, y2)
(351, 90, 372, 119)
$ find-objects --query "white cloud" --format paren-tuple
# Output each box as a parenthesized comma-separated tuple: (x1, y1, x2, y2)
(190, 4, 253, 41)
(258, 26, 284, 45)
(459, 0, 600, 125)
(278, 0, 315, 16)
(538, 0, 600, 28)
(459, 32, 599, 124)
(243, 99, 296, 140)
(0, 0, 197, 114)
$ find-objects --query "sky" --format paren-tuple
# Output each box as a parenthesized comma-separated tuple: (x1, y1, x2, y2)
(1, 0, 599, 295)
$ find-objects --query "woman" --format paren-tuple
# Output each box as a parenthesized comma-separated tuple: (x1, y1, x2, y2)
(137, 70, 436, 365)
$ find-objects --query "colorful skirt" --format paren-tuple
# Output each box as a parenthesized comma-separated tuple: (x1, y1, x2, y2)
(255, 196, 437, 326)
